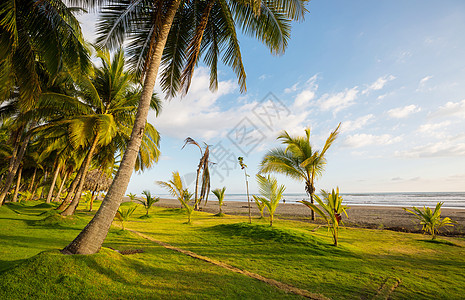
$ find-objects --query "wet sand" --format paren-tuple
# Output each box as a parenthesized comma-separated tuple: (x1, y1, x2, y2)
(153, 198, 465, 235)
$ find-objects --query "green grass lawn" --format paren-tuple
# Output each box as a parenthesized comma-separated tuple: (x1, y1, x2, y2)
(0, 201, 464, 299)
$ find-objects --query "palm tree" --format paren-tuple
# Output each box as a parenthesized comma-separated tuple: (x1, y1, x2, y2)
(137, 190, 160, 217)
(182, 137, 211, 210)
(259, 124, 340, 220)
(403, 202, 456, 240)
(253, 174, 285, 226)
(33, 49, 161, 216)
(212, 187, 226, 216)
(63, 0, 308, 254)
(115, 205, 138, 230)
(0, 0, 89, 109)
(300, 188, 348, 246)
(0, 0, 89, 205)
(157, 171, 194, 224)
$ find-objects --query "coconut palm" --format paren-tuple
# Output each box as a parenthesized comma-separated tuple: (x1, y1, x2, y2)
(157, 171, 195, 224)
(137, 190, 160, 217)
(300, 188, 348, 246)
(403, 202, 456, 240)
(63, 0, 308, 254)
(253, 174, 285, 226)
(212, 187, 226, 216)
(182, 137, 211, 209)
(259, 124, 340, 220)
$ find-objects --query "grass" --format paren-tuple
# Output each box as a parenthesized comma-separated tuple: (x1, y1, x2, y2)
(0, 200, 464, 299)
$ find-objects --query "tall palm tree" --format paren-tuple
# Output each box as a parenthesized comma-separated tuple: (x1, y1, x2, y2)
(182, 137, 211, 210)
(259, 124, 340, 220)
(63, 0, 308, 254)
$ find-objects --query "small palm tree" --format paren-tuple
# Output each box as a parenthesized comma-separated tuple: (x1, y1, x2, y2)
(115, 205, 138, 230)
(157, 171, 195, 224)
(403, 202, 456, 240)
(212, 187, 226, 217)
(300, 188, 349, 246)
(254, 175, 285, 226)
(126, 193, 137, 202)
(252, 195, 266, 219)
(137, 190, 160, 217)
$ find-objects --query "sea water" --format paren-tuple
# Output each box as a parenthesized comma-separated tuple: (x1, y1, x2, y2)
(218, 192, 465, 209)
(156, 192, 465, 208)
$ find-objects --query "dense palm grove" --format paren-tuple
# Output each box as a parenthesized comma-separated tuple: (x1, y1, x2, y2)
(1, 0, 309, 254)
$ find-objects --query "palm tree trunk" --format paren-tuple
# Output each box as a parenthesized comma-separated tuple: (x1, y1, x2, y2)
(46, 163, 61, 203)
(11, 165, 23, 202)
(62, 0, 182, 254)
(0, 130, 33, 206)
(28, 167, 37, 192)
(57, 169, 83, 210)
(53, 170, 69, 202)
(194, 167, 201, 210)
(39, 170, 48, 199)
(61, 135, 99, 216)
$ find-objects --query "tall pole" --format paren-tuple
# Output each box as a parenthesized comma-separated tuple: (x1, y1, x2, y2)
(238, 157, 251, 224)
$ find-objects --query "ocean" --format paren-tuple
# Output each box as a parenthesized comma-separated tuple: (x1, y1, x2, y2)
(213, 192, 465, 209)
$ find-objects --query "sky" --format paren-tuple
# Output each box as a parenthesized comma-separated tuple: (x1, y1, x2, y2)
(78, 0, 465, 195)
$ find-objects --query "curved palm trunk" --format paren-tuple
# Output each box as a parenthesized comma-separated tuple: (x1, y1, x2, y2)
(11, 166, 23, 202)
(0, 131, 33, 206)
(62, 0, 182, 254)
(57, 168, 84, 210)
(53, 170, 69, 202)
(61, 135, 99, 216)
(46, 163, 62, 203)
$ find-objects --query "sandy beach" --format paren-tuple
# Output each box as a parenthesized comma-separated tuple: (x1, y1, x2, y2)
(153, 198, 465, 235)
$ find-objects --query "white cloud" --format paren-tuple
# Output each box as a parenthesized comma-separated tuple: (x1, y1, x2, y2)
(417, 121, 451, 134)
(416, 75, 433, 92)
(343, 133, 402, 148)
(284, 83, 299, 94)
(395, 140, 465, 158)
(387, 104, 421, 119)
(362, 75, 395, 95)
(317, 87, 359, 113)
(291, 75, 318, 108)
(340, 114, 374, 133)
(259, 74, 269, 80)
(432, 99, 465, 118)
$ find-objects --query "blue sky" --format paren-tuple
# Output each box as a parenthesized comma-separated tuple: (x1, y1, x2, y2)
(79, 0, 465, 195)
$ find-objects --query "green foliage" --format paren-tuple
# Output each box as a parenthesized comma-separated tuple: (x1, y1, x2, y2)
(300, 188, 349, 246)
(126, 193, 137, 202)
(157, 172, 195, 224)
(212, 187, 226, 216)
(252, 195, 266, 218)
(254, 174, 285, 226)
(137, 190, 160, 216)
(403, 202, 456, 240)
(18, 190, 33, 202)
(116, 205, 138, 230)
